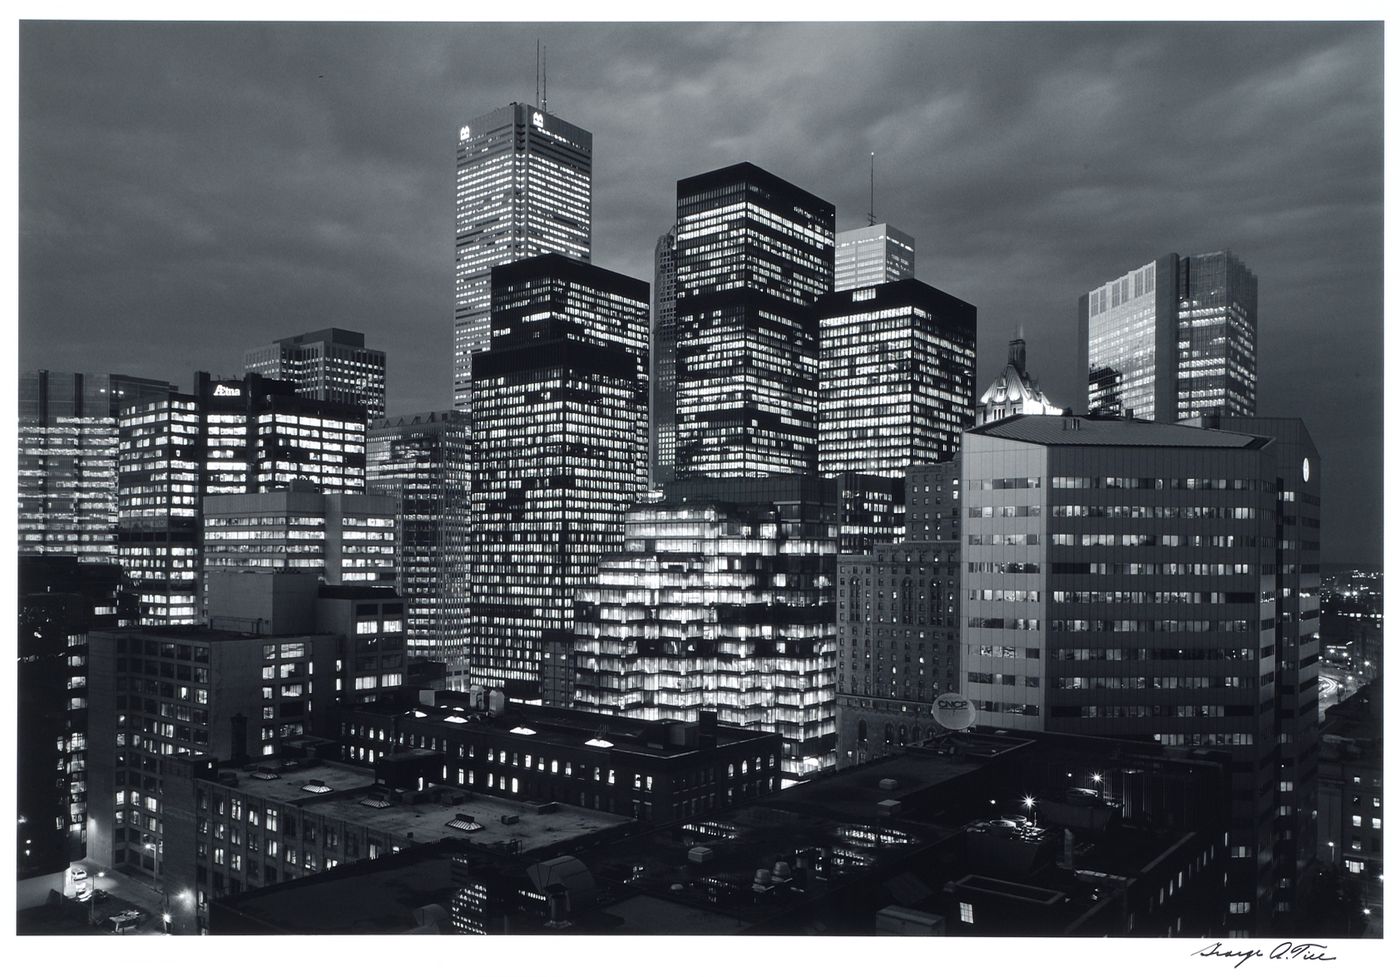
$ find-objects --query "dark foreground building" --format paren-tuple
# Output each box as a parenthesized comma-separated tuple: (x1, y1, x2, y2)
(208, 728, 1231, 936)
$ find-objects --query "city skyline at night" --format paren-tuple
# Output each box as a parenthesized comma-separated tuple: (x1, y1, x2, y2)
(11, 14, 1386, 961)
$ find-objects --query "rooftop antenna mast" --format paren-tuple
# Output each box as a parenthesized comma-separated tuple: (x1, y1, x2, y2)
(542, 45, 548, 112)
(867, 152, 877, 226)
(535, 39, 540, 106)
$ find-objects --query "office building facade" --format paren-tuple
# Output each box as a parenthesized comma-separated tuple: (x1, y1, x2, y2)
(117, 374, 368, 625)
(367, 411, 472, 660)
(469, 255, 648, 700)
(816, 278, 977, 477)
(958, 413, 1308, 935)
(573, 476, 899, 781)
(19, 371, 174, 562)
(202, 490, 398, 589)
(244, 328, 387, 422)
(834, 222, 915, 291)
(17, 557, 137, 876)
(673, 162, 835, 477)
(650, 226, 678, 486)
(453, 103, 593, 409)
(1078, 250, 1258, 421)
(834, 460, 963, 768)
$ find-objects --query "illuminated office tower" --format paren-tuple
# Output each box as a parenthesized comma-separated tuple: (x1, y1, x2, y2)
(574, 474, 901, 781)
(816, 279, 976, 477)
(367, 411, 472, 659)
(1078, 251, 1257, 421)
(244, 328, 387, 422)
(202, 490, 398, 589)
(469, 255, 648, 700)
(453, 103, 592, 409)
(650, 226, 678, 486)
(18, 371, 173, 561)
(974, 337, 1064, 426)
(834, 222, 915, 291)
(958, 413, 1310, 936)
(1176, 251, 1259, 420)
(673, 162, 835, 477)
(117, 392, 203, 624)
(117, 373, 368, 625)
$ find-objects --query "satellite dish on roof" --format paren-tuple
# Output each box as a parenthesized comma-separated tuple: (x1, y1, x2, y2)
(932, 693, 977, 731)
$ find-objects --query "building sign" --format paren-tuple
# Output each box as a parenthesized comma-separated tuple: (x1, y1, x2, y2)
(532, 111, 544, 128)
(212, 383, 242, 398)
(459, 125, 470, 141)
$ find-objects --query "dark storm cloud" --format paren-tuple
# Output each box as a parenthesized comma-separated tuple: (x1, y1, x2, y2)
(17, 21, 1383, 563)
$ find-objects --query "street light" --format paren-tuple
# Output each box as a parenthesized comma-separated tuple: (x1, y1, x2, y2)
(1328, 841, 1336, 865)
(1023, 795, 1037, 826)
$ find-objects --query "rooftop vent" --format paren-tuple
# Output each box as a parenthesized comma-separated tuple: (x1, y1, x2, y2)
(359, 797, 391, 810)
(301, 779, 332, 794)
(446, 814, 482, 833)
(251, 769, 280, 781)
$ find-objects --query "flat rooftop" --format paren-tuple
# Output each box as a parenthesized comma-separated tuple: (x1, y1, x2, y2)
(974, 413, 1269, 449)
(217, 759, 630, 852)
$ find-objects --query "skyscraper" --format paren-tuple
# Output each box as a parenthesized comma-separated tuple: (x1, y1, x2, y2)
(957, 413, 1311, 936)
(816, 278, 976, 477)
(1078, 250, 1258, 421)
(469, 254, 648, 700)
(453, 103, 593, 409)
(117, 373, 368, 625)
(244, 328, 388, 422)
(573, 474, 903, 781)
(834, 222, 915, 290)
(673, 162, 835, 478)
(367, 411, 472, 660)
(18, 371, 174, 561)
(650, 225, 678, 487)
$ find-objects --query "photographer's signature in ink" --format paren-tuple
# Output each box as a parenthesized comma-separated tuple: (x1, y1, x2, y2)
(1191, 942, 1338, 968)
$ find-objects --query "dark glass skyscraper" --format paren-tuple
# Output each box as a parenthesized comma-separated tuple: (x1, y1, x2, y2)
(244, 328, 388, 422)
(816, 278, 976, 477)
(469, 254, 648, 701)
(1078, 250, 1258, 422)
(650, 225, 678, 487)
(673, 162, 835, 477)
(453, 103, 593, 409)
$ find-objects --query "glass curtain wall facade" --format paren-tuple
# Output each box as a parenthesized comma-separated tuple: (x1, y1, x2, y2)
(453, 103, 592, 409)
(673, 162, 834, 477)
(1079, 251, 1258, 422)
(833, 222, 915, 291)
(19, 371, 174, 562)
(816, 279, 976, 477)
(469, 255, 648, 701)
(573, 496, 840, 782)
(244, 328, 387, 423)
(650, 226, 678, 487)
(1177, 251, 1259, 420)
(117, 374, 368, 625)
(367, 411, 472, 660)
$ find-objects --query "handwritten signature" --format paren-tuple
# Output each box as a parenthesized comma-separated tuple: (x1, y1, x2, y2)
(1191, 942, 1338, 968)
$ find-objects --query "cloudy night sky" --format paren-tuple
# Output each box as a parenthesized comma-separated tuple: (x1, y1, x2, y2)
(17, 20, 1383, 565)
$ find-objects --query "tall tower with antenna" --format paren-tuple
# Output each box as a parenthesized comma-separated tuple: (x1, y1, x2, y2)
(835, 152, 915, 291)
(452, 61, 593, 410)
